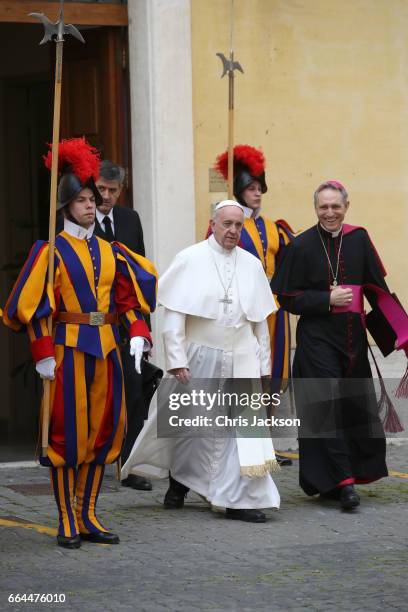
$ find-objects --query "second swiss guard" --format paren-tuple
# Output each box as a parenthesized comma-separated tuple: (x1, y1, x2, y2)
(2, 138, 158, 549)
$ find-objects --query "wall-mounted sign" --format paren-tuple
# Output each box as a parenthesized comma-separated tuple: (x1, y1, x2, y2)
(209, 168, 227, 192)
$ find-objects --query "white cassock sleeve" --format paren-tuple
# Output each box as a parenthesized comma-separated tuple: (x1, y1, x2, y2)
(161, 309, 189, 372)
(254, 319, 271, 376)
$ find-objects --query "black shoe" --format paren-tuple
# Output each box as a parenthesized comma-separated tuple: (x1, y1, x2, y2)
(122, 474, 153, 491)
(57, 534, 81, 549)
(80, 531, 120, 544)
(163, 476, 189, 509)
(225, 508, 266, 523)
(340, 485, 360, 510)
(276, 454, 293, 467)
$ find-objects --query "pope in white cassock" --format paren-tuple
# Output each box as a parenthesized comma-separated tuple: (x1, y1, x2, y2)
(122, 201, 280, 522)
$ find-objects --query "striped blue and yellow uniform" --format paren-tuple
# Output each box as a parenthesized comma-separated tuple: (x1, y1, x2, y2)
(239, 216, 294, 382)
(3, 231, 157, 537)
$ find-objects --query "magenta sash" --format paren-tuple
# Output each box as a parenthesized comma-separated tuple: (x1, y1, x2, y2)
(330, 281, 408, 408)
(364, 283, 408, 352)
(330, 283, 408, 353)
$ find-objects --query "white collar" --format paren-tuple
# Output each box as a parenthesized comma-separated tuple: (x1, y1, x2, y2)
(96, 207, 114, 224)
(319, 223, 343, 238)
(63, 218, 95, 240)
(208, 233, 236, 257)
(241, 204, 261, 220)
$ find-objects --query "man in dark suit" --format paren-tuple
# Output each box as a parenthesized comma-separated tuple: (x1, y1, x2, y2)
(95, 160, 152, 491)
(94, 161, 145, 255)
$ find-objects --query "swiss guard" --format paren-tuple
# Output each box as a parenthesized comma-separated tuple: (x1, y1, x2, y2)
(2, 138, 158, 549)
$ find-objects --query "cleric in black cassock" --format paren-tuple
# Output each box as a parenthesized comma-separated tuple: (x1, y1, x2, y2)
(271, 180, 388, 510)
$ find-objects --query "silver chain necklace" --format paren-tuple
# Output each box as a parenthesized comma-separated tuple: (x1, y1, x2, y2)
(208, 240, 237, 313)
(316, 224, 343, 287)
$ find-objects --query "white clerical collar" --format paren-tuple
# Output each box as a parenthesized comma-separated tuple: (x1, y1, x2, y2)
(241, 204, 261, 220)
(208, 233, 236, 256)
(96, 207, 114, 225)
(319, 223, 343, 238)
(64, 218, 95, 240)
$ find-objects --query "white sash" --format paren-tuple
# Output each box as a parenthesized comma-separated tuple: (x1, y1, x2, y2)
(185, 318, 279, 477)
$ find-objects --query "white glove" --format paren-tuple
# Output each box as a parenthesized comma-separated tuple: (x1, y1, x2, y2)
(129, 336, 145, 374)
(36, 357, 56, 380)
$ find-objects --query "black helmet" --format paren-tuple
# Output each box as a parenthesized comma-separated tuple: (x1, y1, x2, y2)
(233, 168, 267, 202)
(57, 173, 102, 210)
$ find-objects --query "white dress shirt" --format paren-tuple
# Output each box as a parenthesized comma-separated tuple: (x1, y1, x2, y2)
(96, 208, 115, 235)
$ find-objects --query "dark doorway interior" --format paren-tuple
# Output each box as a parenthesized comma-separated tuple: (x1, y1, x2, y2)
(0, 22, 130, 461)
(1, 78, 52, 460)
(0, 24, 52, 461)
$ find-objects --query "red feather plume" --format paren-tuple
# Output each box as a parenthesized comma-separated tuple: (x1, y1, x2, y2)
(215, 144, 266, 180)
(44, 137, 100, 184)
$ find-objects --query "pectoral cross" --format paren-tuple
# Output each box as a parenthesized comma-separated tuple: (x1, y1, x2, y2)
(219, 292, 233, 313)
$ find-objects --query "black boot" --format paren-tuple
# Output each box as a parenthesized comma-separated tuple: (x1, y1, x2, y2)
(225, 508, 266, 523)
(163, 475, 189, 509)
(57, 534, 81, 549)
(340, 485, 360, 510)
(122, 474, 153, 491)
(80, 531, 120, 544)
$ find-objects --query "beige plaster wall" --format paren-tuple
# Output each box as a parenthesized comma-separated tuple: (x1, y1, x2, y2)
(191, 0, 408, 304)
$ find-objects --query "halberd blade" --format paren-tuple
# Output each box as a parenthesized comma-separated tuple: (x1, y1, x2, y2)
(29, 11, 85, 45)
(29, 12, 58, 45)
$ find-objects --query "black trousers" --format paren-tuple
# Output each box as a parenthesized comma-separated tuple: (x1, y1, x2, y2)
(120, 341, 149, 465)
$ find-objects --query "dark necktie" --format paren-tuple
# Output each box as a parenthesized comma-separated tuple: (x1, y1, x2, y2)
(102, 216, 115, 242)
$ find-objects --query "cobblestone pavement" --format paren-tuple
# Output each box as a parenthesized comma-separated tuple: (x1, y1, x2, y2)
(0, 442, 407, 612)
